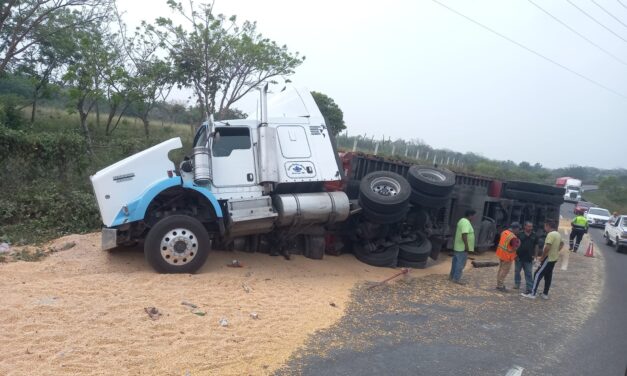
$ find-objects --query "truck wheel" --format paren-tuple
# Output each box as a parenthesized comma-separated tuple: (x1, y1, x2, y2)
(359, 171, 411, 214)
(407, 166, 455, 197)
(144, 215, 211, 273)
(409, 188, 451, 209)
(398, 233, 431, 262)
(397, 258, 428, 269)
(361, 204, 409, 224)
(616, 237, 622, 253)
(353, 242, 399, 267)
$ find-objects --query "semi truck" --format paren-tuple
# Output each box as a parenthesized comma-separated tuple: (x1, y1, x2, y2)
(90, 85, 564, 273)
(555, 177, 582, 202)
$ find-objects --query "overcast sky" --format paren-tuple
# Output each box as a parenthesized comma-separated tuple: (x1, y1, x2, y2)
(119, 0, 627, 169)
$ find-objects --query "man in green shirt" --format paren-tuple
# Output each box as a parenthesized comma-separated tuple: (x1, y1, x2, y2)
(522, 220, 564, 299)
(449, 209, 476, 285)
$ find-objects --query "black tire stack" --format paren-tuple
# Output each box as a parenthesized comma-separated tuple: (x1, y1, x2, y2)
(358, 171, 412, 224)
(406, 166, 456, 209)
(397, 232, 431, 268)
(501, 181, 565, 205)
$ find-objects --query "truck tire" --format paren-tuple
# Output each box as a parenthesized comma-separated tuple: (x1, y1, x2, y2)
(398, 233, 431, 262)
(505, 181, 565, 196)
(397, 258, 428, 269)
(502, 189, 563, 205)
(410, 188, 451, 209)
(407, 165, 456, 197)
(144, 215, 211, 274)
(353, 242, 399, 267)
(359, 171, 411, 214)
(361, 204, 409, 224)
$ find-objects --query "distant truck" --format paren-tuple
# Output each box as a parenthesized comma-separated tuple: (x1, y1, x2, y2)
(556, 177, 582, 202)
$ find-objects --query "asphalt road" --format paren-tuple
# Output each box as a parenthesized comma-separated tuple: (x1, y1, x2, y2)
(276, 202, 627, 376)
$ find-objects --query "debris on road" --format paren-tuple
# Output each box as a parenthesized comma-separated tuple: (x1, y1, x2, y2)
(219, 318, 229, 327)
(242, 283, 253, 293)
(144, 307, 162, 320)
(227, 259, 243, 268)
(250, 312, 259, 320)
(367, 268, 409, 290)
(471, 261, 499, 268)
(181, 301, 198, 309)
(329, 302, 337, 308)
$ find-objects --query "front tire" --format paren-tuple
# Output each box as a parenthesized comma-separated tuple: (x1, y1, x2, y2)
(144, 215, 211, 273)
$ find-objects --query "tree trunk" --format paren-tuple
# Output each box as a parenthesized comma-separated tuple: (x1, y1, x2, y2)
(77, 99, 93, 154)
(30, 95, 37, 124)
(142, 117, 150, 137)
(105, 103, 118, 136)
(95, 101, 100, 127)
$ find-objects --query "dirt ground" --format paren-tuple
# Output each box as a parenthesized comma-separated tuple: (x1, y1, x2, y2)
(0, 233, 480, 376)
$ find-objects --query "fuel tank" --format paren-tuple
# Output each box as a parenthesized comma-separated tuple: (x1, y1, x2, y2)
(273, 192, 350, 227)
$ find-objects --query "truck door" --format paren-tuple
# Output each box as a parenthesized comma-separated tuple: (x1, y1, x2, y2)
(211, 127, 256, 187)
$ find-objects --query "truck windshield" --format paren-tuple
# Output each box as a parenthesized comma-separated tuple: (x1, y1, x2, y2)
(567, 186, 581, 192)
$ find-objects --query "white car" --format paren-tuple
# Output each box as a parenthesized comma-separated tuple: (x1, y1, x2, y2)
(585, 207, 611, 228)
(604, 215, 627, 252)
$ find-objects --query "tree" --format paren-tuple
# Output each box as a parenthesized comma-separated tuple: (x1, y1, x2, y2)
(311, 91, 346, 136)
(151, 0, 303, 119)
(0, 0, 107, 75)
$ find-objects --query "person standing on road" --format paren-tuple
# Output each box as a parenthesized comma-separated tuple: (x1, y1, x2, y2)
(495, 222, 521, 292)
(608, 211, 619, 225)
(570, 209, 588, 252)
(514, 221, 537, 294)
(450, 209, 476, 285)
(522, 220, 564, 300)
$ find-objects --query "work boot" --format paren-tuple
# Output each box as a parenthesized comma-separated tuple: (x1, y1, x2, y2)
(513, 284, 520, 290)
(496, 286, 507, 292)
(453, 279, 467, 285)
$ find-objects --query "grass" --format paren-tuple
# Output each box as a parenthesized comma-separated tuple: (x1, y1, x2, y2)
(0, 106, 194, 245)
(583, 190, 627, 214)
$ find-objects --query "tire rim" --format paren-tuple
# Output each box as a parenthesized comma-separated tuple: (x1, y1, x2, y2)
(160, 228, 198, 266)
(417, 169, 446, 182)
(370, 177, 401, 196)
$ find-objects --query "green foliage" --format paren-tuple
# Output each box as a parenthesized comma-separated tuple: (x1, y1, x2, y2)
(0, 95, 27, 129)
(311, 91, 346, 136)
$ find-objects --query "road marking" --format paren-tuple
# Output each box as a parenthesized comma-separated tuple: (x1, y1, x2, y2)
(505, 365, 524, 376)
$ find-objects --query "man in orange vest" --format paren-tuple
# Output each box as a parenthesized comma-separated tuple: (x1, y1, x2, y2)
(495, 222, 521, 292)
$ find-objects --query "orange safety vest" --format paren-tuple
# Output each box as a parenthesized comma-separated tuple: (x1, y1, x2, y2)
(495, 229, 518, 262)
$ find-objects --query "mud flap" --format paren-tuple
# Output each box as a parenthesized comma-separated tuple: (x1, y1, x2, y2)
(101, 228, 118, 251)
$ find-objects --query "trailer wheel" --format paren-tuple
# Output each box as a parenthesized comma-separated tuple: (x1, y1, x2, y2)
(409, 188, 451, 209)
(407, 166, 455, 197)
(144, 215, 211, 274)
(398, 233, 431, 262)
(397, 258, 428, 269)
(359, 171, 411, 214)
(353, 242, 399, 267)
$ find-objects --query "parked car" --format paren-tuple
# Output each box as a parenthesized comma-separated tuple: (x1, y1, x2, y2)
(585, 207, 611, 228)
(604, 215, 627, 252)
(574, 201, 594, 214)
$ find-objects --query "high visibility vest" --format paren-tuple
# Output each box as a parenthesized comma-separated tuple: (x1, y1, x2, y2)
(572, 215, 588, 230)
(495, 229, 518, 261)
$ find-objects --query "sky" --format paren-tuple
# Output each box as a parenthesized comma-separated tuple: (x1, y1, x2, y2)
(119, 0, 627, 169)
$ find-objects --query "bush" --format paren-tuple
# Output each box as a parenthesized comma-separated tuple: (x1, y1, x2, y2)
(0, 95, 26, 129)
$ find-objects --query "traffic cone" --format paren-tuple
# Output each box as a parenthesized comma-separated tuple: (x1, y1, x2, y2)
(584, 241, 594, 257)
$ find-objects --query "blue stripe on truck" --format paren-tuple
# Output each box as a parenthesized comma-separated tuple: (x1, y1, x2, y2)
(110, 177, 223, 227)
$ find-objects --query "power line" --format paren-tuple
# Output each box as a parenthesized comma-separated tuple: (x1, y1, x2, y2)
(591, 0, 627, 28)
(430, 0, 627, 100)
(566, 0, 627, 43)
(528, 0, 627, 67)
(617, 0, 627, 11)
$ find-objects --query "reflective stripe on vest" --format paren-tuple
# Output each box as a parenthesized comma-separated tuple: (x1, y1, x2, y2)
(498, 230, 516, 254)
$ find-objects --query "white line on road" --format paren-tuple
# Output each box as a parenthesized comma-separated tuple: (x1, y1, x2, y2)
(505, 365, 524, 376)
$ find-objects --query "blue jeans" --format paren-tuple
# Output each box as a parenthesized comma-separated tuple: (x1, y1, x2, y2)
(514, 259, 533, 293)
(450, 251, 468, 282)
